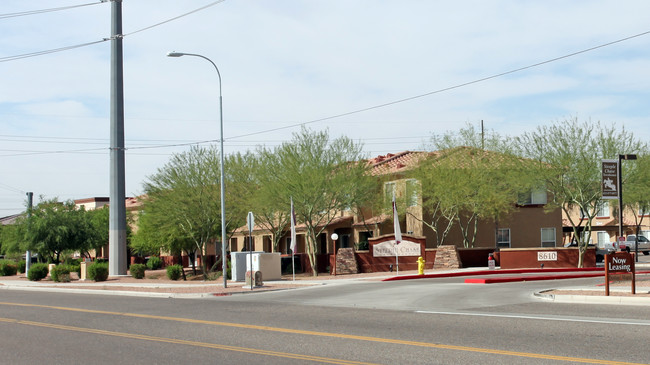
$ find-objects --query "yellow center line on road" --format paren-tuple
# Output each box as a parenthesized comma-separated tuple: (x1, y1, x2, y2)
(0, 317, 377, 365)
(0, 302, 645, 365)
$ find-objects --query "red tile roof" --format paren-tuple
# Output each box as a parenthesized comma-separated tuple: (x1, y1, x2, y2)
(368, 151, 431, 176)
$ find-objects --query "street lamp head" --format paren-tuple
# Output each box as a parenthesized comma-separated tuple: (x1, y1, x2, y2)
(331, 233, 339, 241)
(166, 51, 185, 57)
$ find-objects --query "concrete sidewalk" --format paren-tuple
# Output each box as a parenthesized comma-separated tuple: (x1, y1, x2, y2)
(1, 266, 649, 305)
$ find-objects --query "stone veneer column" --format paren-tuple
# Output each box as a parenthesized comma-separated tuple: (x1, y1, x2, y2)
(433, 245, 462, 269)
(335, 248, 359, 274)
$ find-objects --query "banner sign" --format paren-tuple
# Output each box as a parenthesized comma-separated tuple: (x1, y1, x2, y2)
(373, 240, 421, 257)
(601, 159, 619, 200)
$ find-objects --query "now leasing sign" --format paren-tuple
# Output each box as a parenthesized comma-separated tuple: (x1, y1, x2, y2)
(373, 240, 422, 257)
(605, 252, 635, 295)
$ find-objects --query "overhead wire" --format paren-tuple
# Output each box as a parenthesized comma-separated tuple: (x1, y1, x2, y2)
(0, 0, 226, 63)
(2, 9, 648, 153)
(0, 40, 108, 62)
(226, 29, 650, 141)
(123, 0, 226, 37)
(0, 1, 105, 20)
(0, 182, 25, 194)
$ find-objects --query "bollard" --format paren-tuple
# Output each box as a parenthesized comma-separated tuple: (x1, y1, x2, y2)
(488, 253, 496, 270)
(80, 261, 87, 281)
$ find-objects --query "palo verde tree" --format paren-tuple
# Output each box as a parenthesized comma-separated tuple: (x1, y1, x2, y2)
(141, 145, 222, 278)
(515, 118, 645, 267)
(247, 150, 291, 252)
(417, 125, 534, 247)
(20, 198, 95, 263)
(621, 153, 650, 242)
(258, 128, 375, 275)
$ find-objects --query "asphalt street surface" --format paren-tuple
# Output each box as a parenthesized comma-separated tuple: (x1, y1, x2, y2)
(1, 274, 649, 364)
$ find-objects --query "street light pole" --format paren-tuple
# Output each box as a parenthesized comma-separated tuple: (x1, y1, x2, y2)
(167, 52, 228, 288)
(618, 154, 637, 259)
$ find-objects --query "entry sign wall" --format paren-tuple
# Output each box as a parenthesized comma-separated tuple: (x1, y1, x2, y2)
(604, 252, 635, 296)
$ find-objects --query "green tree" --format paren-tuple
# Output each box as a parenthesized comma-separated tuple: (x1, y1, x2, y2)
(0, 223, 21, 255)
(22, 198, 93, 263)
(258, 128, 375, 275)
(251, 150, 292, 252)
(131, 205, 191, 280)
(84, 206, 113, 258)
(417, 125, 534, 247)
(515, 118, 645, 267)
(621, 154, 650, 243)
(141, 145, 222, 279)
(224, 151, 272, 250)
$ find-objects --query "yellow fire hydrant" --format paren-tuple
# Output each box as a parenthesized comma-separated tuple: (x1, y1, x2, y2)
(417, 256, 425, 275)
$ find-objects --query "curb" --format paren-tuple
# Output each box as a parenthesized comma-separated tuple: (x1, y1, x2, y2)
(383, 268, 650, 284)
(0, 281, 317, 299)
(534, 290, 650, 306)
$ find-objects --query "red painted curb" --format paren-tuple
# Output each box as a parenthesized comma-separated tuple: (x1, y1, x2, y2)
(382, 267, 604, 282)
(465, 272, 605, 284)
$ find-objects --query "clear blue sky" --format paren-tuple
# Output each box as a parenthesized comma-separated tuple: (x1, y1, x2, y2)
(2, 0, 650, 215)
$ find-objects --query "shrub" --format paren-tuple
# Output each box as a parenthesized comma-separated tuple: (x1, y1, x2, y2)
(206, 271, 222, 281)
(0, 260, 18, 276)
(87, 262, 109, 282)
(146, 256, 163, 270)
(130, 263, 146, 279)
(63, 257, 81, 266)
(27, 263, 49, 281)
(67, 264, 81, 277)
(50, 265, 71, 282)
(166, 264, 182, 281)
(18, 260, 26, 274)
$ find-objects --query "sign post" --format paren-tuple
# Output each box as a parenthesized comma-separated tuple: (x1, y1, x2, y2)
(247, 211, 254, 290)
(604, 252, 635, 296)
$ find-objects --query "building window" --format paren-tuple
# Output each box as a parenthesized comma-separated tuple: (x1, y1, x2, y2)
(596, 231, 610, 246)
(541, 228, 556, 247)
(518, 187, 547, 205)
(286, 237, 292, 254)
(497, 228, 510, 248)
(406, 179, 418, 207)
(596, 202, 610, 218)
(384, 181, 396, 204)
(639, 208, 650, 216)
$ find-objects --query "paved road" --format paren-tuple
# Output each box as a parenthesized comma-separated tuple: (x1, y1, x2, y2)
(1, 276, 649, 364)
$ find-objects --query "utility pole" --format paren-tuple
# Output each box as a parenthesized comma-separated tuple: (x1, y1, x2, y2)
(109, 0, 127, 276)
(481, 119, 485, 150)
(25, 192, 33, 274)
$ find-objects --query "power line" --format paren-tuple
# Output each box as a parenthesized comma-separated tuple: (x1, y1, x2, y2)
(226, 29, 650, 141)
(0, 147, 107, 157)
(123, 0, 226, 37)
(0, 40, 107, 63)
(0, 182, 25, 194)
(0, 0, 226, 63)
(4, 28, 649, 154)
(0, 1, 105, 19)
